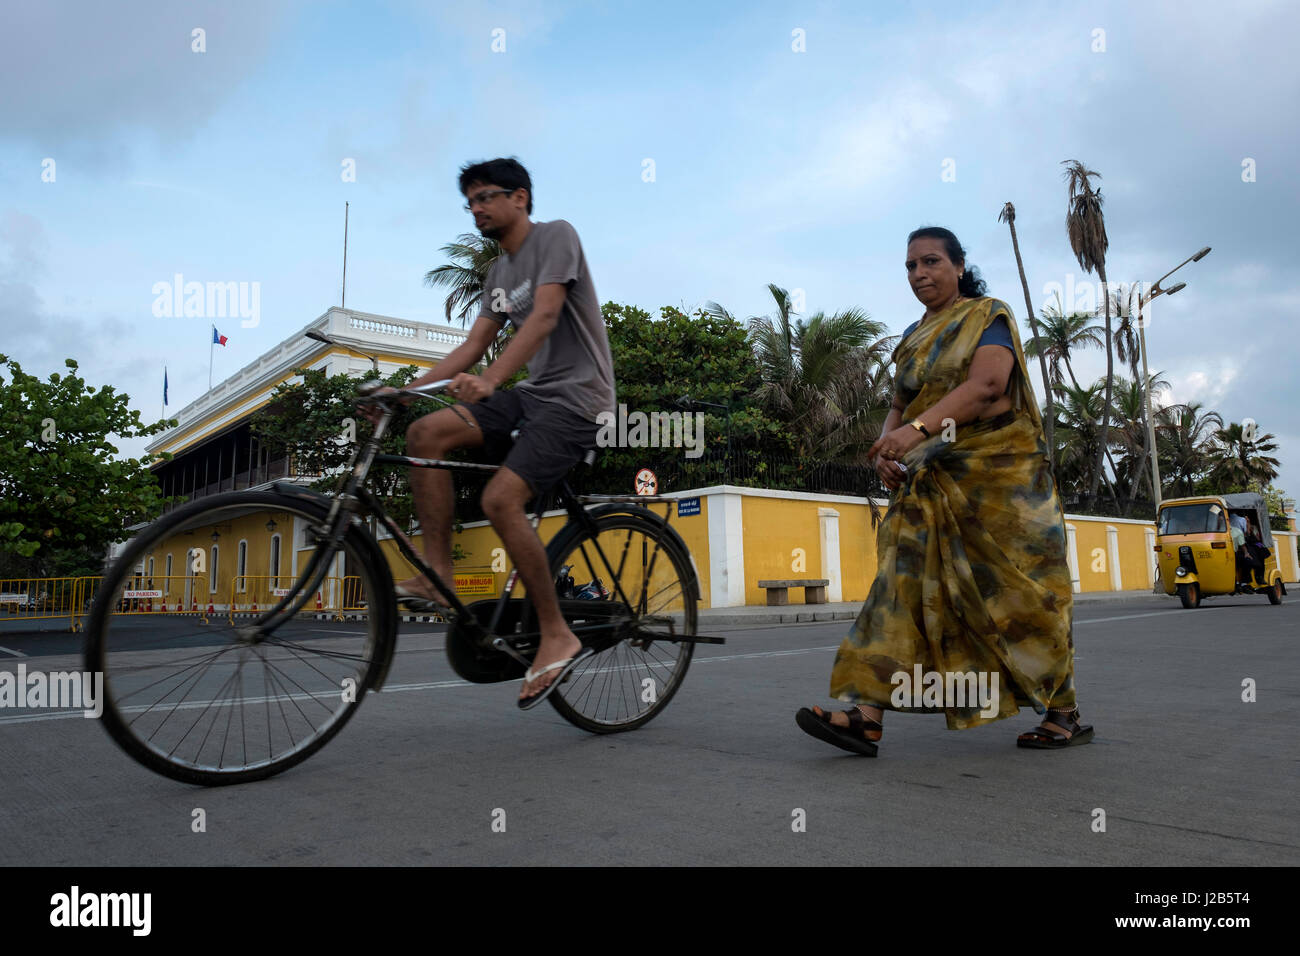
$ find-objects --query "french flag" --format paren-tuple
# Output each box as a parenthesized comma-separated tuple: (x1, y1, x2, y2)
(212, 327, 229, 346)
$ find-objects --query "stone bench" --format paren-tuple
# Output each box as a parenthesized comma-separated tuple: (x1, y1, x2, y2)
(757, 579, 830, 606)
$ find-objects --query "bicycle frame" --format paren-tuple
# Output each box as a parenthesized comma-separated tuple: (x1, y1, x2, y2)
(276, 380, 694, 649)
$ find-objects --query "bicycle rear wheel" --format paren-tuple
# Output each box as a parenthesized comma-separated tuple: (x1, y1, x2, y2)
(84, 490, 395, 786)
(538, 507, 698, 733)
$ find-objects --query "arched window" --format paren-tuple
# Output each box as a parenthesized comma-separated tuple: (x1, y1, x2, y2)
(147, 556, 155, 586)
(269, 534, 282, 584)
(209, 545, 219, 594)
(237, 540, 249, 593)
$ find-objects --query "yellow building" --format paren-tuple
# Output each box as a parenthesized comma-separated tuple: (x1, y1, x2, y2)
(110, 307, 468, 608)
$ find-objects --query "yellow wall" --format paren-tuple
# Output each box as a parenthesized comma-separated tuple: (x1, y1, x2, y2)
(738, 495, 878, 605)
(131, 493, 1300, 611)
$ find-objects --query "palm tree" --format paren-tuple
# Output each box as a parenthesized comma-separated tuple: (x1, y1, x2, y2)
(1024, 292, 1105, 391)
(1051, 381, 1113, 503)
(1158, 402, 1224, 498)
(1050, 379, 1123, 509)
(729, 285, 894, 462)
(998, 202, 1055, 469)
(1109, 372, 1171, 506)
(1209, 423, 1281, 490)
(1101, 282, 1143, 380)
(1062, 160, 1112, 503)
(423, 233, 502, 325)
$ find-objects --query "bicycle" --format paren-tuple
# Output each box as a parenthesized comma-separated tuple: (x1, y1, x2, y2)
(85, 379, 721, 786)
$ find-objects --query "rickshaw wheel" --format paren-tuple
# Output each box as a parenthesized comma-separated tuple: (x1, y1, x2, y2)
(1177, 582, 1201, 609)
(1268, 580, 1283, 605)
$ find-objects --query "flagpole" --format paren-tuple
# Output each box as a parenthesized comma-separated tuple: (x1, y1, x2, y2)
(342, 201, 349, 309)
(209, 325, 214, 391)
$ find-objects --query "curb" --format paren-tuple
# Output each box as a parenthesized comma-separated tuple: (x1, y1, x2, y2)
(697, 590, 1167, 626)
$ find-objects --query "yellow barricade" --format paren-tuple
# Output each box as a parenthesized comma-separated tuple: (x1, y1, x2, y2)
(228, 575, 349, 623)
(0, 576, 83, 630)
(75, 574, 221, 629)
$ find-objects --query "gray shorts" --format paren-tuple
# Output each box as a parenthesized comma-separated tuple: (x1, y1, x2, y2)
(460, 388, 598, 496)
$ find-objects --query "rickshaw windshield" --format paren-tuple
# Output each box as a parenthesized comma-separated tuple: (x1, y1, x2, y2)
(1158, 503, 1227, 535)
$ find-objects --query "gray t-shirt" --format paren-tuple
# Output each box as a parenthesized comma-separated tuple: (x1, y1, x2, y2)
(482, 219, 616, 423)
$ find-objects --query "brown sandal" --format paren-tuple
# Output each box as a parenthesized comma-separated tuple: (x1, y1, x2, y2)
(796, 705, 882, 756)
(1017, 707, 1094, 748)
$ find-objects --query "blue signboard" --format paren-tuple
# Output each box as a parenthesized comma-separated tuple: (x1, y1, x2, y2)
(677, 497, 701, 517)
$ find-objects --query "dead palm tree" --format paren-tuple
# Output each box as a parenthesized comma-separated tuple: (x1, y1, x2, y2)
(999, 202, 1055, 470)
(1062, 160, 1112, 504)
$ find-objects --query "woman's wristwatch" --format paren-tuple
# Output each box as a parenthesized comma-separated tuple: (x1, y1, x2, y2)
(909, 418, 931, 438)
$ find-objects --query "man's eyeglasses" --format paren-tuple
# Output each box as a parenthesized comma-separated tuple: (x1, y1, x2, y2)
(463, 188, 516, 211)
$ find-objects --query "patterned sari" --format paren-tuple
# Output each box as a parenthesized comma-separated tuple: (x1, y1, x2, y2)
(829, 297, 1077, 729)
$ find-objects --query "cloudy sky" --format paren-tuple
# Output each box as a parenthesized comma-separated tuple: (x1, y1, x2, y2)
(3, 0, 1297, 495)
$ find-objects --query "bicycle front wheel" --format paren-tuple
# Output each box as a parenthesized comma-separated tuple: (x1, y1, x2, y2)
(538, 507, 699, 733)
(84, 490, 395, 786)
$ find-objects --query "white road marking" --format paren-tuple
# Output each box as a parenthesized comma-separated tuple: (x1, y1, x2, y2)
(1074, 609, 1185, 625)
(0, 646, 29, 658)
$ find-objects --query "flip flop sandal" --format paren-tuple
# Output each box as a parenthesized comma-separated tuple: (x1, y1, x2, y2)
(795, 706, 881, 757)
(1017, 708, 1095, 749)
(518, 647, 596, 711)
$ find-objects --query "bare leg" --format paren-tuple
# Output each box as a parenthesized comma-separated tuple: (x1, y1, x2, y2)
(480, 467, 582, 701)
(402, 406, 483, 600)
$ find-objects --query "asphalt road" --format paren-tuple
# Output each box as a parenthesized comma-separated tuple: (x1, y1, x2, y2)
(1, 594, 1296, 866)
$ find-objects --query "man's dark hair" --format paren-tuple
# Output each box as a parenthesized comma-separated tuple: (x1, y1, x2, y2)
(458, 157, 533, 214)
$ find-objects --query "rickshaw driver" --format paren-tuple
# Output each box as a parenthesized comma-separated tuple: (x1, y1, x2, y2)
(1229, 512, 1263, 585)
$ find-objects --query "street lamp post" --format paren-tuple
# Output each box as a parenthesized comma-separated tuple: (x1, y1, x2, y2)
(1138, 246, 1211, 509)
(305, 329, 380, 374)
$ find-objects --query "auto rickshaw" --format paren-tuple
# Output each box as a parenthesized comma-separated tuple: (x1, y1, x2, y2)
(1154, 492, 1287, 608)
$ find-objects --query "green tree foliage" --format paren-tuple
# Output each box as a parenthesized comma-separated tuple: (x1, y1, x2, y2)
(590, 303, 794, 493)
(0, 355, 173, 579)
(249, 364, 451, 532)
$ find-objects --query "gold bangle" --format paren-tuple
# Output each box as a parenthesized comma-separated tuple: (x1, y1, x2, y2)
(909, 419, 931, 438)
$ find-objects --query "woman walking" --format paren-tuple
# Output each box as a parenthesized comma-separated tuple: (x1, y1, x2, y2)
(796, 226, 1093, 756)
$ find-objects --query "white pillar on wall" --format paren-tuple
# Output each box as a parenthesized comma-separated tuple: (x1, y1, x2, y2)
(1105, 525, 1122, 590)
(818, 507, 842, 603)
(1065, 523, 1081, 593)
(707, 491, 746, 608)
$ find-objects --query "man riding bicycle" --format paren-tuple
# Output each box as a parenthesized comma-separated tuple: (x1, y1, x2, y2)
(364, 157, 616, 709)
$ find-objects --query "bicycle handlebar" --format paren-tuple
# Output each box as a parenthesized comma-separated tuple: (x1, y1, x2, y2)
(354, 378, 455, 405)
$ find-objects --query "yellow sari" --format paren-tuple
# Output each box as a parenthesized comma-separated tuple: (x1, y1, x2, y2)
(829, 297, 1077, 729)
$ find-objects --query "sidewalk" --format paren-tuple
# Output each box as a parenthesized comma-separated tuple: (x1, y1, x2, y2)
(697, 587, 1163, 626)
